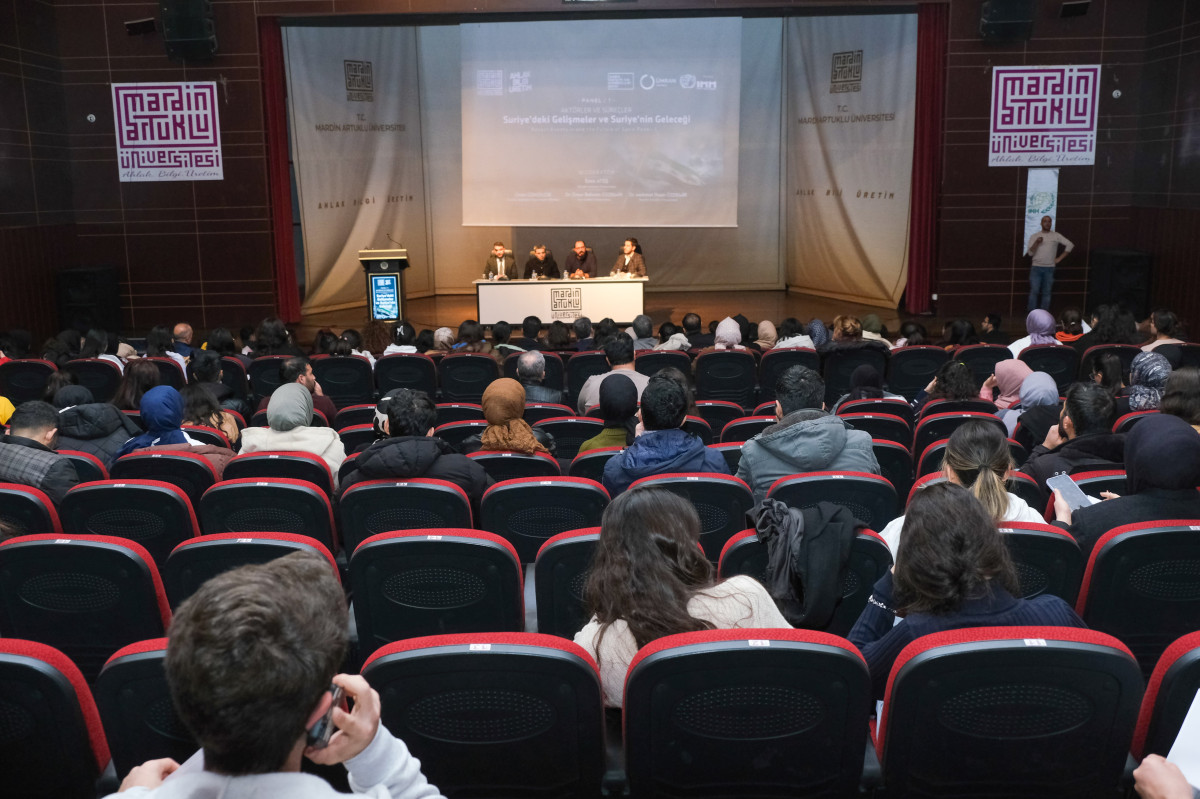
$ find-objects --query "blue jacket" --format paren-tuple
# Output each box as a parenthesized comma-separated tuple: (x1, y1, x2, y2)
(602, 428, 729, 496)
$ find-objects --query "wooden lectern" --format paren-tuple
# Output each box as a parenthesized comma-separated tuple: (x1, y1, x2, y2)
(358, 248, 408, 322)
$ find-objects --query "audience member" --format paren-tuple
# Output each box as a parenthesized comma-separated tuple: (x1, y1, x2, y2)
(1053, 413, 1200, 557)
(1162, 366, 1200, 433)
(602, 374, 729, 495)
(254, 356, 338, 423)
(241, 383, 345, 474)
(1020, 382, 1123, 489)
(489, 321, 523, 361)
(53, 385, 143, 467)
(180, 379, 240, 445)
(575, 335, 650, 414)
(382, 321, 418, 355)
(546, 321, 574, 352)
(360, 320, 391, 356)
(335, 328, 376, 365)
(681, 313, 713, 349)
(829, 364, 905, 413)
(980, 359, 1033, 410)
(819, 316, 887, 356)
(337, 389, 491, 514)
(754, 320, 778, 350)
(108, 551, 443, 798)
(578, 374, 638, 453)
(736, 365, 878, 504)
(188, 349, 251, 418)
(1008, 309, 1060, 357)
(878, 421, 1043, 556)
(452, 319, 493, 356)
(849, 482, 1085, 699)
(913, 360, 977, 415)
(860, 314, 893, 349)
(41, 369, 77, 403)
(0, 400, 79, 504)
(113, 386, 233, 475)
(311, 330, 338, 356)
(1073, 305, 1139, 354)
(773, 317, 814, 349)
(654, 322, 690, 351)
(573, 317, 595, 351)
(511, 316, 544, 351)
(629, 315, 657, 350)
(939, 318, 979, 350)
(592, 318, 619, 350)
(111, 359, 161, 411)
(460, 378, 554, 456)
(207, 326, 252, 368)
(251, 317, 305, 358)
(1006, 371, 1061, 443)
(0, 395, 13, 425)
(1133, 754, 1196, 799)
(894, 320, 927, 347)
(1128, 351, 1172, 411)
(1056, 308, 1085, 344)
(147, 325, 187, 371)
(1143, 308, 1186, 352)
(171, 322, 195, 358)
(573, 487, 789, 706)
(515, 350, 562, 404)
(978, 313, 1007, 345)
(1090, 352, 1125, 396)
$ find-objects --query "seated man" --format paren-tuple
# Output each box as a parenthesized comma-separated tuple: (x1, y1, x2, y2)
(681, 312, 714, 349)
(573, 317, 594, 351)
(603, 374, 729, 495)
(563, 240, 597, 279)
(610, 238, 646, 277)
(575, 334, 651, 414)
(255, 356, 338, 423)
(485, 241, 514, 280)
(1021, 381, 1124, 490)
(978, 313, 1008, 345)
(0, 400, 78, 504)
(338, 389, 492, 516)
(517, 350, 563, 404)
(109, 551, 444, 798)
(628, 314, 657, 350)
(522, 244, 560, 279)
(511, 316, 545, 351)
(172, 322, 196, 358)
(736, 365, 879, 505)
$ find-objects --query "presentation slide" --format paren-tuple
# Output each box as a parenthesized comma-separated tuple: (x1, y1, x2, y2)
(461, 18, 742, 228)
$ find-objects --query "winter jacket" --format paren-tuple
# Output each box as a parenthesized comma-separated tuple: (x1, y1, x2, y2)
(56, 402, 144, 467)
(735, 410, 880, 505)
(239, 425, 346, 475)
(337, 435, 493, 517)
(602, 428, 729, 496)
(0, 435, 79, 506)
(1020, 431, 1125, 490)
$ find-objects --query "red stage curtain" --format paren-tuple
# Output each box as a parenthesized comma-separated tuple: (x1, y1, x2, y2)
(905, 3, 948, 315)
(259, 18, 302, 324)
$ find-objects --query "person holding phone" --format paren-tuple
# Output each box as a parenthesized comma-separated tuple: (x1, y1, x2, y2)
(108, 551, 444, 798)
(1051, 413, 1200, 557)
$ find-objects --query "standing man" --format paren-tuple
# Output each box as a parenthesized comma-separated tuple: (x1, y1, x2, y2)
(522, 245, 560, 279)
(1026, 215, 1074, 312)
(610, 238, 646, 277)
(485, 242, 513, 280)
(564, 240, 597, 279)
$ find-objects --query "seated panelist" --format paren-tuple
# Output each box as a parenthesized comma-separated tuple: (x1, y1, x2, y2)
(485, 241, 514, 280)
(522, 245, 560, 279)
(610, 237, 646, 277)
(564, 240, 597, 279)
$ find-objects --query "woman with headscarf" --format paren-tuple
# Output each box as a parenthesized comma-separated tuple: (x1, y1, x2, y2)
(1005, 371, 1060, 443)
(1053, 413, 1200, 557)
(980, 359, 1033, 410)
(459, 378, 555, 456)
(426, 327, 455, 355)
(1008, 309, 1061, 358)
(754, 320, 778, 351)
(238, 383, 346, 473)
(773, 318, 815, 350)
(579, 373, 639, 453)
(829, 364, 905, 413)
(693, 317, 752, 367)
(114, 386, 234, 475)
(806, 320, 830, 349)
(1127, 351, 1172, 412)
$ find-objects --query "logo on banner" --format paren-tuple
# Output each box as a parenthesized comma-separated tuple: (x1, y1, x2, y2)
(112, 82, 222, 182)
(345, 60, 374, 102)
(831, 50, 863, 94)
(989, 65, 1100, 166)
(551, 288, 582, 320)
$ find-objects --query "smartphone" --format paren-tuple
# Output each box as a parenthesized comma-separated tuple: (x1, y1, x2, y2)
(1047, 473, 1096, 512)
(306, 684, 344, 749)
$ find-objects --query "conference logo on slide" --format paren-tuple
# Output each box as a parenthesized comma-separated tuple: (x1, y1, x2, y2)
(345, 60, 374, 102)
(830, 50, 863, 94)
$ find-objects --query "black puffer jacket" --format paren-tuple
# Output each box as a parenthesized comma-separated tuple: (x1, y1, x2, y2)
(56, 403, 143, 467)
(337, 435, 494, 517)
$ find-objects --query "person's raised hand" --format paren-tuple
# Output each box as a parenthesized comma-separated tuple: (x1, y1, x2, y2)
(305, 674, 381, 766)
(1134, 754, 1195, 799)
(924, 378, 937, 394)
(1033, 236, 1044, 248)
(119, 758, 180, 792)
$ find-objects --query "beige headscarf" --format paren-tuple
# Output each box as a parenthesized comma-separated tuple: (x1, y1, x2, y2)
(433, 327, 455, 351)
(755, 320, 778, 350)
(480, 378, 549, 454)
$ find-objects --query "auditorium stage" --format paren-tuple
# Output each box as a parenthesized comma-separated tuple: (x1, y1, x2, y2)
(296, 290, 911, 345)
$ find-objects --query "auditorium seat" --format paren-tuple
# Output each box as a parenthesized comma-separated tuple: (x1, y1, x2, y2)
(766, 472, 899, 530)
(60, 450, 109, 483)
(339, 478, 473, 553)
(951, 343, 1012, 388)
(350, 530, 524, 654)
(719, 415, 775, 443)
(467, 449, 561, 481)
(94, 638, 197, 779)
(708, 441, 743, 473)
(694, 399, 745, 435)
(628, 473, 753, 561)
(567, 446, 623, 482)
(432, 419, 488, 449)
(332, 403, 377, 430)
(757, 347, 820, 403)
(312, 354, 375, 409)
(875, 627, 1142, 798)
(839, 411, 911, 448)
(145, 356, 186, 390)
(563, 351, 609, 406)
(534, 528, 600, 639)
(1078, 344, 1141, 380)
(0, 638, 112, 799)
(199, 477, 337, 554)
(60, 479, 200, 569)
(338, 423, 377, 453)
(0, 358, 57, 404)
(219, 356, 250, 398)
(434, 402, 485, 425)
(916, 398, 999, 419)
(66, 357, 122, 403)
(1132, 631, 1200, 758)
(532, 416, 604, 464)
(1019, 344, 1080, 394)
(0, 534, 171, 681)
(1113, 410, 1158, 434)
(362, 633, 604, 799)
(885, 345, 949, 401)
(871, 439, 913, 504)
(997, 521, 1085, 605)
(247, 355, 289, 401)
(836, 396, 915, 428)
(374, 352, 437, 397)
(681, 414, 713, 444)
(624, 629, 871, 798)
(821, 346, 888, 408)
(110, 450, 218, 508)
(223, 450, 335, 495)
(913, 411, 1006, 463)
(481, 476, 609, 562)
(694, 349, 757, 408)
(437, 352, 499, 403)
(0, 483, 62, 536)
(633, 349, 690, 378)
(181, 424, 231, 448)
(523, 402, 574, 425)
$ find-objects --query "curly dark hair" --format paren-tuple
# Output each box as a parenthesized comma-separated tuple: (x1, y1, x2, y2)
(894, 482, 1019, 615)
(1163, 367, 1200, 426)
(111, 359, 161, 410)
(928, 360, 977, 401)
(584, 488, 716, 659)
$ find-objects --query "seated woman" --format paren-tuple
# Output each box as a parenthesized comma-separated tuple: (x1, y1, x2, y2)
(578, 373, 638, 454)
(574, 487, 791, 706)
(1126, 351, 1172, 412)
(1008, 309, 1061, 358)
(1052, 412, 1200, 557)
(114, 386, 234, 476)
(979, 359, 1032, 411)
(878, 420, 1044, 556)
(772, 317, 815, 350)
(110, 359, 161, 411)
(850, 481, 1085, 699)
(912, 360, 977, 416)
(1162, 366, 1200, 434)
(458, 378, 554, 456)
(238, 383, 346, 474)
(180, 380, 240, 446)
(1006, 371, 1060, 442)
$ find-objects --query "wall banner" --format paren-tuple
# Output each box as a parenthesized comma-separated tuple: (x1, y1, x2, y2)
(112, 82, 222, 182)
(990, 65, 1100, 167)
(1024, 168, 1060, 248)
(786, 14, 917, 307)
(284, 27, 429, 314)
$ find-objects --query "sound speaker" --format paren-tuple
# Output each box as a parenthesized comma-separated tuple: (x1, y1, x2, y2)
(980, 0, 1035, 42)
(57, 267, 123, 336)
(1086, 250, 1152, 320)
(1060, 0, 1090, 18)
(160, 0, 217, 61)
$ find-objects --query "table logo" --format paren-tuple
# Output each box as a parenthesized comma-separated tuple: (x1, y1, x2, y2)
(551, 287, 582, 320)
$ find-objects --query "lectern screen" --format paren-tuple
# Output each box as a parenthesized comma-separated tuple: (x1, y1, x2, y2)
(370, 274, 400, 320)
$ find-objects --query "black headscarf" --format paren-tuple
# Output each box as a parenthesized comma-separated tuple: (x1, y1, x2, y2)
(848, 364, 885, 401)
(1125, 413, 1200, 494)
(52, 385, 94, 410)
(598, 373, 639, 445)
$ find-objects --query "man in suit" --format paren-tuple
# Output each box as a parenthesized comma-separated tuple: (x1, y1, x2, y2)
(610, 238, 646, 277)
(485, 241, 514, 280)
(564, 240, 597, 279)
